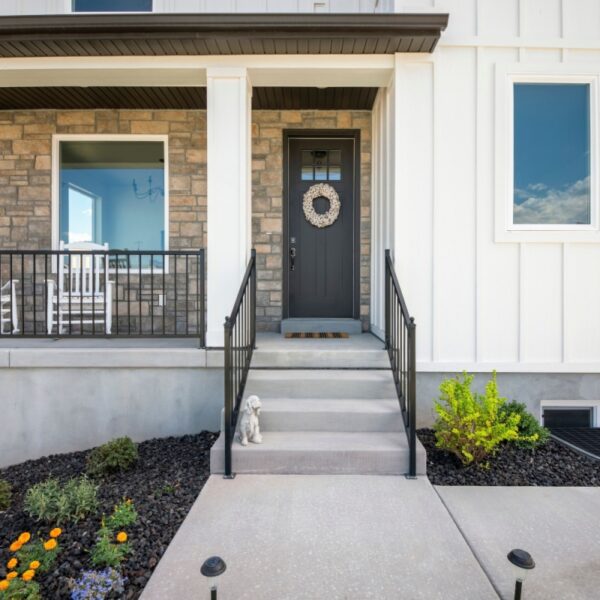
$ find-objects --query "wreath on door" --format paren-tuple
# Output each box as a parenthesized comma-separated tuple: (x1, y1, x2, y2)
(302, 183, 341, 229)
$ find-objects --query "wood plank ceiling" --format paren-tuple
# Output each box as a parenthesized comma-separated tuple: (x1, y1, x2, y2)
(0, 87, 380, 111)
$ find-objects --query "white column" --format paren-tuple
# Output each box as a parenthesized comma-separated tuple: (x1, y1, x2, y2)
(206, 67, 252, 347)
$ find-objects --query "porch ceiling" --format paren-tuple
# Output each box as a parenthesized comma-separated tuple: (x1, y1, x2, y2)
(0, 86, 379, 111)
(0, 13, 448, 57)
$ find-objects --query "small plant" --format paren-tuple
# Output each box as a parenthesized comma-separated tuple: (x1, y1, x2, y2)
(500, 401, 550, 449)
(0, 479, 11, 511)
(106, 499, 138, 531)
(434, 371, 521, 465)
(153, 483, 177, 498)
(15, 528, 62, 574)
(0, 578, 41, 600)
(69, 568, 126, 600)
(90, 525, 130, 569)
(24, 477, 98, 524)
(86, 438, 138, 477)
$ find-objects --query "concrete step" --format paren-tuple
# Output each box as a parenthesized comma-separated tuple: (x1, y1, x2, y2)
(210, 431, 427, 475)
(281, 318, 363, 335)
(260, 398, 403, 432)
(245, 369, 398, 401)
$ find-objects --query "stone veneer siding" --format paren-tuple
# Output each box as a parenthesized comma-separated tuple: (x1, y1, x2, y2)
(252, 110, 371, 332)
(0, 110, 207, 250)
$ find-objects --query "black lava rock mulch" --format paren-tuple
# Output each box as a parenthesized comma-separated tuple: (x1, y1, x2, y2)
(0, 432, 218, 599)
(418, 428, 600, 486)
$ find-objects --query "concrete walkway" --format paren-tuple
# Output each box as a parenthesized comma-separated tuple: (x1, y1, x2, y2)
(437, 486, 600, 600)
(141, 475, 497, 600)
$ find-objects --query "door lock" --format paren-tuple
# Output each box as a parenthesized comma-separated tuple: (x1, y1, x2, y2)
(290, 246, 296, 271)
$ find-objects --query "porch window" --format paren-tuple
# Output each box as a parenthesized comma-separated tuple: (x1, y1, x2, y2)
(56, 138, 167, 253)
(72, 0, 152, 12)
(513, 83, 592, 227)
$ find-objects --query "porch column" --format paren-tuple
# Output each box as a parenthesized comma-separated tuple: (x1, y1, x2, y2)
(206, 67, 252, 347)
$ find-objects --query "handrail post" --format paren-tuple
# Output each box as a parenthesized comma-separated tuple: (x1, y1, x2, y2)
(223, 316, 235, 479)
(251, 249, 256, 350)
(407, 317, 417, 479)
(384, 249, 390, 350)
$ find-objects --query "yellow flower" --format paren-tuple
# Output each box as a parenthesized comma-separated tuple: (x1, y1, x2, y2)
(126, 499, 132, 505)
(6, 558, 17, 570)
(43, 539, 57, 551)
(6, 572, 17, 581)
(17, 532, 31, 545)
(9, 541, 22, 553)
(0, 580, 9, 591)
(29, 561, 40, 570)
(116, 531, 128, 543)
(22, 570, 35, 582)
(49, 528, 62, 539)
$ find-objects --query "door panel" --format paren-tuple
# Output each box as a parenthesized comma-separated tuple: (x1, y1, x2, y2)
(287, 136, 356, 318)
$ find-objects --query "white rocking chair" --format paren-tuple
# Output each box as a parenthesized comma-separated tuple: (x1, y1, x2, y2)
(0, 279, 19, 334)
(47, 241, 113, 335)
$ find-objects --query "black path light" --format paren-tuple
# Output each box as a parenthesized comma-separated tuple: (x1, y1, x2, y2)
(507, 549, 535, 600)
(201, 556, 227, 600)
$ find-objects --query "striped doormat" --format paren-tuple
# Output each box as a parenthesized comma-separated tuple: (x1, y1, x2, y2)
(284, 332, 349, 339)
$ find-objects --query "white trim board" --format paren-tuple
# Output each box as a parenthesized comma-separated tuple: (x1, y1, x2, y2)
(416, 361, 600, 374)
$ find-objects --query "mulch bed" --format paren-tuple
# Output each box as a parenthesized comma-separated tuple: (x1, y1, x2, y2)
(0, 432, 218, 599)
(418, 428, 600, 486)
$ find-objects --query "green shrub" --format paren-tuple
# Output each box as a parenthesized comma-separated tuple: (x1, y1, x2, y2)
(500, 401, 550, 449)
(0, 578, 41, 600)
(90, 525, 130, 568)
(0, 479, 11, 511)
(24, 477, 98, 525)
(434, 371, 521, 465)
(87, 437, 138, 477)
(106, 499, 138, 531)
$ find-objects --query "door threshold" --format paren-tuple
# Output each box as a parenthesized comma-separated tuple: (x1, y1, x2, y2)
(281, 318, 362, 335)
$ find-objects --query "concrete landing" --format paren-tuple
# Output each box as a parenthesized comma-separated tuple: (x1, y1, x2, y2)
(281, 318, 362, 335)
(437, 486, 600, 600)
(141, 475, 497, 600)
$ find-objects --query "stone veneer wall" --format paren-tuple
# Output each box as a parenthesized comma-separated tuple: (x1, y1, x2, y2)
(0, 110, 207, 250)
(252, 110, 371, 332)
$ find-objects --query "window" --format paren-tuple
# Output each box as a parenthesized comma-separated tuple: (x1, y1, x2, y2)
(495, 66, 600, 242)
(513, 83, 591, 226)
(72, 0, 152, 12)
(55, 137, 167, 256)
(301, 150, 342, 181)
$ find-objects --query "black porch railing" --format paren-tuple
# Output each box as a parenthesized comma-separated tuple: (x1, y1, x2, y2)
(0, 249, 205, 346)
(384, 249, 417, 478)
(223, 249, 257, 478)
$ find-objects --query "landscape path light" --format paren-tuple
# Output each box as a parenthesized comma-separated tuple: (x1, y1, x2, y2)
(201, 555, 227, 600)
(507, 548, 535, 600)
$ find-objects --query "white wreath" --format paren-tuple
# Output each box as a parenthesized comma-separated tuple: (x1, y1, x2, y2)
(302, 183, 341, 229)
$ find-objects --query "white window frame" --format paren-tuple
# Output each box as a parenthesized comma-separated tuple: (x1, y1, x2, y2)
(52, 134, 170, 271)
(495, 64, 600, 243)
(539, 400, 600, 427)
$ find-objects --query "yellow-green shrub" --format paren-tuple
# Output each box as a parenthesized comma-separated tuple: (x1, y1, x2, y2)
(433, 371, 520, 465)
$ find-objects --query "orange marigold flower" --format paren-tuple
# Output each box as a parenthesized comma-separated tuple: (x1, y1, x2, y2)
(22, 570, 35, 582)
(6, 558, 17, 570)
(17, 532, 31, 545)
(49, 528, 62, 539)
(43, 539, 57, 551)
(6, 572, 17, 581)
(116, 531, 128, 543)
(29, 561, 40, 570)
(9, 541, 22, 553)
(0, 580, 9, 591)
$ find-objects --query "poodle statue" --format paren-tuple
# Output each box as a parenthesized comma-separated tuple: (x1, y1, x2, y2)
(238, 394, 263, 446)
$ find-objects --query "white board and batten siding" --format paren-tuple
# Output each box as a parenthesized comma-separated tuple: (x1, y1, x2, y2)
(372, 0, 600, 374)
(0, 0, 388, 15)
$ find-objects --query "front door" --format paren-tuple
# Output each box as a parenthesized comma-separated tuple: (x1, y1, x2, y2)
(285, 132, 359, 319)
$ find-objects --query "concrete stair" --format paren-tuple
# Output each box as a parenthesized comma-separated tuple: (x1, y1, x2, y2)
(210, 335, 427, 476)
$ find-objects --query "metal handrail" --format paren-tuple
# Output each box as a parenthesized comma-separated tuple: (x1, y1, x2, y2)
(0, 248, 205, 346)
(223, 249, 257, 478)
(384, 249, 417, 478)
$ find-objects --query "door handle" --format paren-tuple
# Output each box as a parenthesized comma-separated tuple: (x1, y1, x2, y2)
(290, 246, 296, 271)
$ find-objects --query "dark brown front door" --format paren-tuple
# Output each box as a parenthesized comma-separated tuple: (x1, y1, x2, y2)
(284, 132, 359, 319)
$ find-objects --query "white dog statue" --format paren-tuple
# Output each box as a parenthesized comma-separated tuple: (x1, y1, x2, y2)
(238, 395, 263, 446)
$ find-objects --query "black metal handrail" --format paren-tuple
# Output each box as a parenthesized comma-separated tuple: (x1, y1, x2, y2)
(385, 249, 417, 478)
(0, 249, 205, 346)
(223, 249, 257, 478)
